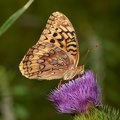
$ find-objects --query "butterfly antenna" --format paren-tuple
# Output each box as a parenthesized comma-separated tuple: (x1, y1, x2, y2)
(81, 49, 90, 64)
(81, 44, 99, 64)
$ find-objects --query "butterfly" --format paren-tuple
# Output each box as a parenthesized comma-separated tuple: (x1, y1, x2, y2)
(19, 11, 84, 81)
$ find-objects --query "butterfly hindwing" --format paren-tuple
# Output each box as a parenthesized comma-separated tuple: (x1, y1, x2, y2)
(19, 42, 75, 80)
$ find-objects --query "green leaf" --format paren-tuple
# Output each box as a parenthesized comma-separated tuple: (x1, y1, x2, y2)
(0, 0, 34, 36)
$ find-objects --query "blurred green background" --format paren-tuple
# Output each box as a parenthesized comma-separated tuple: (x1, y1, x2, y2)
(0, 0, 120, 120)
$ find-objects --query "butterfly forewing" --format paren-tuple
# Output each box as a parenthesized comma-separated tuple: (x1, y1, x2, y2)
(19, 11, 84, 81)
(38, 12, 79, 67)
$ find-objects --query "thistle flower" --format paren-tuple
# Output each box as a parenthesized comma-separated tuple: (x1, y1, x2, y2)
(48, 70, 101, 114)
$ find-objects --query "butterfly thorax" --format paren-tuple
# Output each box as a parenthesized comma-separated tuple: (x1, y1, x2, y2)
(63, 65, 85, 80)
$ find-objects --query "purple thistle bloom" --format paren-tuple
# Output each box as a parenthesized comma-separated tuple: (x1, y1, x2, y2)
(48, 70, 101, 114)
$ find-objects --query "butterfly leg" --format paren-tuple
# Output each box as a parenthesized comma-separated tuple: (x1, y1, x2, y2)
(58, 80, 63, 88)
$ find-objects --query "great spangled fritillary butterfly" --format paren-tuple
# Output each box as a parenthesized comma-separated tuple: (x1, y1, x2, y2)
(19, 11, 84, 81)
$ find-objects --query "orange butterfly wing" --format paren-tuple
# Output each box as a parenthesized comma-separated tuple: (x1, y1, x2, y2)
(38, 12, 79, 67)
(19, 12, 84, 80)
(19, 42, 75, 80)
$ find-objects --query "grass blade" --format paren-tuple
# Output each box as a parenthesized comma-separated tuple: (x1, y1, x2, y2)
(0, 0, 34, 36)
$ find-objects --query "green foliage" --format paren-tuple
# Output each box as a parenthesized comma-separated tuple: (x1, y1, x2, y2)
(0, 0, 120, 120)
(73, 105, 120, 120)
(103, 105, 120, 120)
(12, 85, 28, 97)
(15, 104, 29, 119)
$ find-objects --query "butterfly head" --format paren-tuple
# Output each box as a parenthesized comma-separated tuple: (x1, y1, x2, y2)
(77, 65, 85, 75)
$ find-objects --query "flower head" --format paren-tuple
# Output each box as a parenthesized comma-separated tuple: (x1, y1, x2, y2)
(48, 70, 101, 114)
